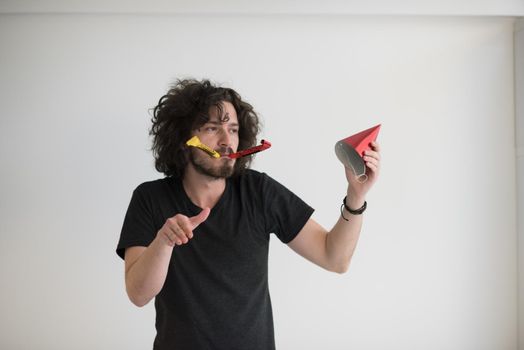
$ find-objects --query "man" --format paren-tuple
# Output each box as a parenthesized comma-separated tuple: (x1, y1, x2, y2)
(116, 79, 381, 349)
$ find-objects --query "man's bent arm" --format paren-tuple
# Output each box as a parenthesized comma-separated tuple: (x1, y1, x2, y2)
(288, 141, 380, 274)
(124, 209, 209, 307)
(287, 195, 365, 274)
(124, 237, 174, 307)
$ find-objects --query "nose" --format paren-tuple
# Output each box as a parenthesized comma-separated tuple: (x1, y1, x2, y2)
(218, 127, 231, 147)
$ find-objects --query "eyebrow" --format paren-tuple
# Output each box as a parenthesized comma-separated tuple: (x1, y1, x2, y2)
(206, 121, 239, 127)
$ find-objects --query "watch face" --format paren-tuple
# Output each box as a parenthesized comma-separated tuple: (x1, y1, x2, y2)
(334, 141, 368, 183)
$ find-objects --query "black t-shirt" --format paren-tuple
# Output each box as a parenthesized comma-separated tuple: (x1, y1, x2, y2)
(116, 169, 314, 350)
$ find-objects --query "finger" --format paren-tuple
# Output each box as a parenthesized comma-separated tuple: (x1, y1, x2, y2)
(167, 218, 186, 244)
(364, 149, 380, 161)
(172, 223, 190, 244)
(370, 141, 381, 152)
(366, 162, 378, 173)
(164, 227, 182, 246)
(189, 207, 211, 229)
(178, 217, 195, 240)
(162, 229, 176, 246)
(363, 155, 379, 168)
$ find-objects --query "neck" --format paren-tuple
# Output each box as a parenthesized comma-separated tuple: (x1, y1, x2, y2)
(182, 164, 227, 209)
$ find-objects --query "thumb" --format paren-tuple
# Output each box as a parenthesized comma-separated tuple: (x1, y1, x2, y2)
(189, 207, 211, 229)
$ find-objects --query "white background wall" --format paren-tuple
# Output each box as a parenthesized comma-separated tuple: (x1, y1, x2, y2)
(0, 4, 520, 350)
(1, 0, 523, 15)
(517, 16, 524, 350)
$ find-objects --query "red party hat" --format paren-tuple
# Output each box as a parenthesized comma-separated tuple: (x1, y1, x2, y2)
(340, 124, 381, 157)
(334, 124, 381, 182)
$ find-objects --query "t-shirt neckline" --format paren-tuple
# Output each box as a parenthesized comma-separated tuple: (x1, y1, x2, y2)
(171, 176, 230, 214)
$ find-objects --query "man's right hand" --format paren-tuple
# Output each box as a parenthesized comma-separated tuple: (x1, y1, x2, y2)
(157, 208, 211, 247)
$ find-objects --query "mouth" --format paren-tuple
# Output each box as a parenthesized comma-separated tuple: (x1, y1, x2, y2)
(217, 148, 235, 158)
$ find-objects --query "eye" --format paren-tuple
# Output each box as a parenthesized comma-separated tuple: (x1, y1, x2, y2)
(230, 128, 239, 134)
(205, 126, 218, 133)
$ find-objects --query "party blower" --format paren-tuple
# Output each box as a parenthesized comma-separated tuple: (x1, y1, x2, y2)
(186, 136, 272, 159)
(334, 124, 381, 183)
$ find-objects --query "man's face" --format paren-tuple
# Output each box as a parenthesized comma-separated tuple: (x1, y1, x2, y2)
(188, 101, 239, 179)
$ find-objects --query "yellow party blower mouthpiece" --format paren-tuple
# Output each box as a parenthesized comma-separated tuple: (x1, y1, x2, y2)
(186, 136, 220, 158)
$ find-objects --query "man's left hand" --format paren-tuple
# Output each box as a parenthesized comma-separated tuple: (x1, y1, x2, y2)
(344, 141, 381, 208)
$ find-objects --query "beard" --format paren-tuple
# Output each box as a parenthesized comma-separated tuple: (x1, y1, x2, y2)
(189, 148, 235, 179)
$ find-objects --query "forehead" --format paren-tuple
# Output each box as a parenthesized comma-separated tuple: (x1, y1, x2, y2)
(207, 101, 238, 123)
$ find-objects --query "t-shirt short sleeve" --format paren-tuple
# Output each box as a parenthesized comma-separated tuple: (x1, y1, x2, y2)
(116, 184, 157, 260)
(260, 173, 314, 244)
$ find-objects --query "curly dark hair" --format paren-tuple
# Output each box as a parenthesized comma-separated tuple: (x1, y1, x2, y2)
(149, 79, 261, 178)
